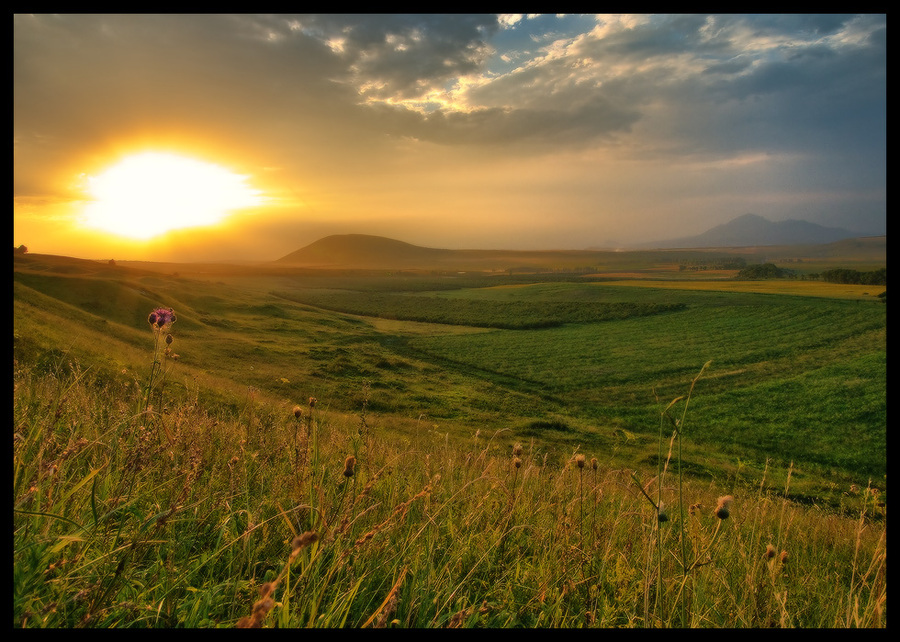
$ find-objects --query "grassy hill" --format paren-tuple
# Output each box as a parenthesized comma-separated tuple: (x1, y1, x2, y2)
(271, 233, 886, 273)
(13, 249, 887, 628)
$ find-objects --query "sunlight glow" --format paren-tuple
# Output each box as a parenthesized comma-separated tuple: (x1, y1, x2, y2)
(81, 152, 262, 239)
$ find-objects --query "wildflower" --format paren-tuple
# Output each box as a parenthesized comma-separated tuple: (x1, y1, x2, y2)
(513, 456, 522, 469)
(575, 454, 586, 469)
(292, 405, 303, 419)
(513, 443, 523, 457)
(309, 397, 317, 408)
(715, 495, 734, 519)
(148, 307, 176, 330)
(343, 455, 356, 478)
(590, 457, 598, 471)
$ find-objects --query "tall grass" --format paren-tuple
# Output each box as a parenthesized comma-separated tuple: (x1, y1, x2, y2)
(13, 341, 885, 628)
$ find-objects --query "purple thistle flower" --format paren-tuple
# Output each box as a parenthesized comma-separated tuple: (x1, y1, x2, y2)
(149, 307, 176, 329)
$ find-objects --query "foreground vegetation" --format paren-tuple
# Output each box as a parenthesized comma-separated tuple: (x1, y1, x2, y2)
(13, 250, 886, 627)
(12, 354, 887, 627)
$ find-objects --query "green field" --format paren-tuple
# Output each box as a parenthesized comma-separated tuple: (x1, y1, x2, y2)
(14, 253, 885, 489)
(13, 251, 887, 627)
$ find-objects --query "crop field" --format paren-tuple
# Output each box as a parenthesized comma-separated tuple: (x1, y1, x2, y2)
(595, 278, 884, 299)
(13, 252, 887, 627)
(14, 255, 887, 486)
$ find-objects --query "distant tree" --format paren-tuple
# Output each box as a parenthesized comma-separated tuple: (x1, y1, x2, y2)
(14, 245, 27, 254)
(820, 268, 885, 286)
(108, 259, 116, 266)
(736, 262, 794, 279)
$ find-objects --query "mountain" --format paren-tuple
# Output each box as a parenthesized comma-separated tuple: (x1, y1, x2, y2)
(645, 213, 860, 248)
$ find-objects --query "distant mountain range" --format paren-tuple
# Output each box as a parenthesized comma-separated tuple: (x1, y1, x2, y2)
(643, 213, 861, 248)
(274, 214, 881, 270)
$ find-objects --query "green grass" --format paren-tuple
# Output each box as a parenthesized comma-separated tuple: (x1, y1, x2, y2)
(13, 254, 887, 627)
(404, 285, 885, 480)
(12, 355, 886, 628)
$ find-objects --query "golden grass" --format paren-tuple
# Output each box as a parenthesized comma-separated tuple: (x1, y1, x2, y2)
(594, 279, 884, 300)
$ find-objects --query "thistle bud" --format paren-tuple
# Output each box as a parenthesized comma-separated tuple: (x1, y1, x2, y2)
(715, 495, 734, 519)
(343, 455, 356, 478)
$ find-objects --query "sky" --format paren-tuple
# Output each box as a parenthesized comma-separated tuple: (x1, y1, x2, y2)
(14, 13, 886, 262)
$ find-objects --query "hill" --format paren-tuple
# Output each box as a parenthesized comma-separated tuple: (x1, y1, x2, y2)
(274, 234, 623, 271)
(275, 234, 455, 269)
(646, 213, 861, 248)
(274, 230, 885, 272)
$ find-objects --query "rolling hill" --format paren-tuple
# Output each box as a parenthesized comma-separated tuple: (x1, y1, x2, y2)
(274, 234, 612, 271)
(274, 227, 885, 272)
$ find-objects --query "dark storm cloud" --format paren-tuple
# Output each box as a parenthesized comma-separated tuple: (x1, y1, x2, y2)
(292, 14, 501, 99)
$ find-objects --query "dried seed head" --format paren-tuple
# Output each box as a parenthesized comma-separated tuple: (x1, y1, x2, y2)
(291, 531, 318, 552)
(258, 582, 275, 599)
(575, 454, 586, 469)
(343, 455, 356, 478)
(765, 544, 777, 559)
(513, 456, 522, 469)
(780, 550, 789, 565)
(308, 397, 317, 408)
(657, 505, 669, 523)
(513, 443, 523, 457)
(590, 457, 598, 471)
(715, 495, 734, 519)
(252, 597, 274, 616)
(292, 405, 303, 419)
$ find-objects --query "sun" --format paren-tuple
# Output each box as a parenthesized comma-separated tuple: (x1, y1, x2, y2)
(81, 152, 263, 239)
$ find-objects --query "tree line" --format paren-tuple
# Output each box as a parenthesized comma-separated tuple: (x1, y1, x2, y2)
(736, 263, 885, 286)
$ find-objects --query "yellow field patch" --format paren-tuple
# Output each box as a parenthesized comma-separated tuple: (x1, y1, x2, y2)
(596, 279, 884, 300)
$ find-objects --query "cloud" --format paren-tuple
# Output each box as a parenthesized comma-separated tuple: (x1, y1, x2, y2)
(14, 13, 886, 256)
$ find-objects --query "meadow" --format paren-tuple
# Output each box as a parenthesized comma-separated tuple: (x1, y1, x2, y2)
(13, 250, 886, 627)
